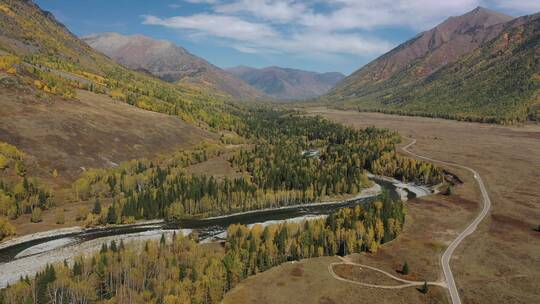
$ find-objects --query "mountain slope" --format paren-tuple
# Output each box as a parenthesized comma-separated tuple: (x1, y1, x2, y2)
(329, 7, 513, 96)
(324, 7, 540, 123)
(0, 0, 239, 128)
(2, 0, 243, 122)
(227, 66, 344, 100)
(0, 0, 234, 181)
(0, 81, 215, 182)
(83, 33, 265, 100)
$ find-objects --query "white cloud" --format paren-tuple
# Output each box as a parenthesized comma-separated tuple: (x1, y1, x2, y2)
(490, 0, 540, 13)
(266, 32, 392, 56)
(215, 0, 308, 22)
(232, 45, 261, 54)
(143, 14, 277, 41)
(143, 12, 390, 56)
(301, 0, 482, 31)
(145, 0, 538, 59)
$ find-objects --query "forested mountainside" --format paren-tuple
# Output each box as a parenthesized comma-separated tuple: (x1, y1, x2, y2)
(0, 0, 240, 187)
(0, 0, 238, 130)
(325, 7, 540, 123)
(83, 33, 265, 100)
(227, 66, 344, 100)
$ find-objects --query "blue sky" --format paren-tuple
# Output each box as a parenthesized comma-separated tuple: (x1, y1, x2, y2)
(35, 0, 540, 75)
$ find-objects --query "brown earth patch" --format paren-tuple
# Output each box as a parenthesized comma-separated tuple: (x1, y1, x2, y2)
(290, 264, 304, 277)
(304, 109, 540, 304)
(0, 87, 216, 236)
(186, 152, 242, 181)
(489, 214, 539, 239)
(0, 88, 215, 185)
(318, 296, 337, 304)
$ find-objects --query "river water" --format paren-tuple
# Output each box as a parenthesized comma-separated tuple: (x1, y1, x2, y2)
(0, 180, 404, 287)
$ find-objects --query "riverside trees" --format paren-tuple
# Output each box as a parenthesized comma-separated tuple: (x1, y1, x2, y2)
(0, 197, 404, 304)
(225, 192, 404, 275)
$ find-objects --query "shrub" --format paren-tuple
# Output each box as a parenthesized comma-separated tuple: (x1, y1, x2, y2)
(55, 209, 65, 225)
(402, 261, 409, 275)
(7, 206, 17, 220)
(75, 206, 89, 221)
(0, 217, 16, 240)
(122, 216, 135, 224)
(31, 207, 42, 223)
(0, 54, 19, 72)
(444, 185, 452, 196)
(92, 198, 101, 215)
(0, 155, 8, 169)
(83, 213, 97, 228)
(165, 202, 185, 221)
(14, 161, 26, 177)
(420, 281, 429, 294)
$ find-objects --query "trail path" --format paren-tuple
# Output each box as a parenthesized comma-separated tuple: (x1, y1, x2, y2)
(328, 256, 447, 289)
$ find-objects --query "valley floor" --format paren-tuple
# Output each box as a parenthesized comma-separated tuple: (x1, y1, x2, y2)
(223, 109, 540, 304)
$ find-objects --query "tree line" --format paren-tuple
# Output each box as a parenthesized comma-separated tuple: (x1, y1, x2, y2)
(0, 142, 52, 240)
(69, 110, 441, 226)
(0, 196, 404, 304)
(224, 191, 404, 280)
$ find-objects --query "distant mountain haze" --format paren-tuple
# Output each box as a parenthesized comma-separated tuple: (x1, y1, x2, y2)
(83, 33, 345, 101)
(83, 32, 265, 100)
(227, 66, 345, 100)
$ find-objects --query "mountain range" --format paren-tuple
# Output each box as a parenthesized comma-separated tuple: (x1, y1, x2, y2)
(325, 7, 540, 123)
(84, 33, 345, 101)
(227, 66, 344, 100)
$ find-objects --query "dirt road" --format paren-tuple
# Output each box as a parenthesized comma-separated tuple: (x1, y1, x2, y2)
(402, 139, 492, 304)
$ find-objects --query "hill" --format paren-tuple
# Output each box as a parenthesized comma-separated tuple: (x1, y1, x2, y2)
(0, 0, 234, 182)
(325, 7, 540, 123)
(0, 81, 215, 183)
(227, 66, 344, 100)
(83, 32, 265, 100)
(0, 0, 238, 129)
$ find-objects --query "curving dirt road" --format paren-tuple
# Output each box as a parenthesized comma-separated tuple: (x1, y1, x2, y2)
(402, 139, 492, 304)
(329, 256, 447, 289)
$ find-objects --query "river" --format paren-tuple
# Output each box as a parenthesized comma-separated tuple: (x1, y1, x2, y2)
(0, 179, 423, 288)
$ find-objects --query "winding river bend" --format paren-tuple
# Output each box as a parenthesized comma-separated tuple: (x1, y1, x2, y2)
(0, 179, 418, 288)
